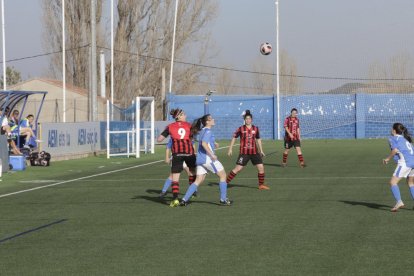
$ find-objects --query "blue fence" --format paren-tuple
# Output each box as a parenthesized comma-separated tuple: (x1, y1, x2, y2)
(167, 93, 414, 140)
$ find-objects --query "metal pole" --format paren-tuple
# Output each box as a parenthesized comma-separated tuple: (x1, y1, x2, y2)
(110, 0, 114, 120)
(91, 0, 97, 121)
(100, 50, 105, 98)
(168, 0, 179, 94)
(62, 0, 66, 122)
(275, 0, 281, 140)
(1, 0, 6, 90)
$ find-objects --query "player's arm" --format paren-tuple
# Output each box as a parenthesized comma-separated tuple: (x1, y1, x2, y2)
(227, 137, 236, 156)
(165, 147, 171, 164)
(383, 148, 398, 164)
(157, 127, 169, 142)
(202, 141, 217, 161)
(297, 127, 301, 140)
(285, 126, 294, 139)
(257, 138, 265, 157)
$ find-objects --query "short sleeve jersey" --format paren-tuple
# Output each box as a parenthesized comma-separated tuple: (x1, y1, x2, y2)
(233, 125, 260, 155)
(284, 116, 300, 141)
(388, 135, 414, 167)
(196, 127, 215, 165)
(161, 121, 194, 154)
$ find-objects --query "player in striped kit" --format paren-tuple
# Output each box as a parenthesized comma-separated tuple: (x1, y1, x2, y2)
(226, 110, 270, 190)
(383, 123, 414, 212)
(157, 108, 196, 207)
(282, 108, 306, 168)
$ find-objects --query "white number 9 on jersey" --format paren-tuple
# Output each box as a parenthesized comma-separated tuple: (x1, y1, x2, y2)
(406, 141, 413, 155)
(178, 128, 186, 139)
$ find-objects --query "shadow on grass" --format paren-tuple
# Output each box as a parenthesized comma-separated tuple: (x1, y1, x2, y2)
(207, 182, 256, 190)
(339, 200, 391, 211)
(263, 163, 282, 167)
(132, 195, 224, 206)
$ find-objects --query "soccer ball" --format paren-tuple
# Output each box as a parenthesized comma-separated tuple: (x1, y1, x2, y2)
(260, 42, 272, 55)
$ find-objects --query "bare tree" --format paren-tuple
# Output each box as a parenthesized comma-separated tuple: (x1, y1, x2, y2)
(42, 0, 218, 119)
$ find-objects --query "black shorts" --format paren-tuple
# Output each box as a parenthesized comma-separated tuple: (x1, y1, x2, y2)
(171, 154, 196, 173)
(235, 153, 263, 166)
(284, 139, 301, 149)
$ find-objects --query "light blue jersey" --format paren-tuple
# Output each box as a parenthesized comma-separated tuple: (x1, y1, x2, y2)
(166, 138, 172, 149)
(196, 127, 215, 165)
(388, 135, 414, 167)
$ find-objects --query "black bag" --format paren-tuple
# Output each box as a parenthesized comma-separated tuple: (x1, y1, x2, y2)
(29, 151, 51, 166)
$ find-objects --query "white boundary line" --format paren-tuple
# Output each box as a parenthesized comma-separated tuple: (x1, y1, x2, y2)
(0, 160, 164, 199)
(0, 144, 238, 199)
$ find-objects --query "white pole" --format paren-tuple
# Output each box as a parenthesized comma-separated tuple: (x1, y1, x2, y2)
(110, 0, 114, 120)
(106, 99, 110, 159)
(1, 0, 6, 90)
(136, 97, 140, 158)
(62, 0, 66, 122)
(168, 0, 179, 93)
(151, 98, 155, 154)
(275, 0, 280, 140)
(100, 50, 105, 98)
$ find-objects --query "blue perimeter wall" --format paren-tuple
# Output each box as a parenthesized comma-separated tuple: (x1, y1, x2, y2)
(167, 93, 414, 140)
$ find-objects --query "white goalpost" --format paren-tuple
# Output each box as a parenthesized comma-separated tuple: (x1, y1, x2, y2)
(106, 96, 155, 158)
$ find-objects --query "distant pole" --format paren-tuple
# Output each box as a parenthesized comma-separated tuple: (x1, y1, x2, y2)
(91, 0, 97, 121)
(62, 0, 66, 122)
(110, 0, 114, 119)
(168, 0, 179, 94)
(100, 50, 105, 98)
(1, 0, 6, 90)
(275, 0, 281, 139)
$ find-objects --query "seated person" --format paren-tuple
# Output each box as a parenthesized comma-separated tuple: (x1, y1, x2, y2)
(19, 114, 41, 148)
(0, 107, 22, 155)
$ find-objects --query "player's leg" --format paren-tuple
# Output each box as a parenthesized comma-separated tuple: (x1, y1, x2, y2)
(389, 166, 407, 211)
(406, 170, 414, 206)
(159, 174, 173, 198)
(282, 142, 291, 167)
(180, 168, 206, 206)
(226, 154, 246, 184)
(253, 156, 269, 190)
(295, 141, 305, 167)
(169, 155, 184, 207)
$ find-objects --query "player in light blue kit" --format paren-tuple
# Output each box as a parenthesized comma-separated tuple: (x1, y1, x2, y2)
(383, 123, 414, 212)
(179, 114, 231, 206)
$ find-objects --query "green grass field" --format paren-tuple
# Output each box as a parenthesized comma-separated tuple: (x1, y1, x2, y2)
(0, 139, 412, 275)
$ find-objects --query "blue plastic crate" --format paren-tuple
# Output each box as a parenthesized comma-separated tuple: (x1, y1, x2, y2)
(9, 155, 26, 171)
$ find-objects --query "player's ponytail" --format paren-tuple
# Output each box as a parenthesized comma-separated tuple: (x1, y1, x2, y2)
(191, 114, 210, 136)
(243, 110, 252, 120)
(393, 123, 413, 143)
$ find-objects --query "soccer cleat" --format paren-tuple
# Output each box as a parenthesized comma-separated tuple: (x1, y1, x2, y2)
(220, 198, 232, 206)
(23, 144, 31, 149)
(300, 162, 306, 168)
(169, 199, 180, 207)
(35, 139, 43, 143)
(159, 191, 167, 198)
(179, 199, 188, 207)
(391, 201, 405, 212)
(258, 184, 270, 190)
(281, 162, 287, 168)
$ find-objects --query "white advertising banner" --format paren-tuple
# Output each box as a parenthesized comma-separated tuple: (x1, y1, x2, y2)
(40, 122, 101, 156)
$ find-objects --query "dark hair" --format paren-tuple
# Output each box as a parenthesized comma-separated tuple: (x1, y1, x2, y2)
(243, 110, 252, 119)
(170, 108, 183, 121)
(27, 114, 34, 119)
(393, 123, 412, 143)
(291, 108, 298, 113)
(191, 114, 210, 136)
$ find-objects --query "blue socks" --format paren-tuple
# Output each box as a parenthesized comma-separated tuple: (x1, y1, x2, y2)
(183, 183, 198, 202)
(219, 181, 227, 201)
(162, 178, 172, 193)
(409, 186, 414, 200)
(391, 185, 402, 202)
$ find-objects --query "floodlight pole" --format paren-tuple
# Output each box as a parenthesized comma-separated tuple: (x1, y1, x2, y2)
(110, 0, 114, 120)
(204, 90, 215, 115)
(62, 0, 66, 122)
(275, 0, 281, 140)
(168, 0, 179, 94)
(1, 0, 6, 90)
(91, 0, 97, 121)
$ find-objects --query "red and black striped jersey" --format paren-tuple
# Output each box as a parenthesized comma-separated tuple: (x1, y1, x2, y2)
(233, 125, 260, 155)
(161, 121, 194, 154)
(284, 116, 300, 141)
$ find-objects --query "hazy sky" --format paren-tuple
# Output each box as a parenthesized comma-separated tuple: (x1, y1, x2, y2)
(2, 0, 414, 92)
